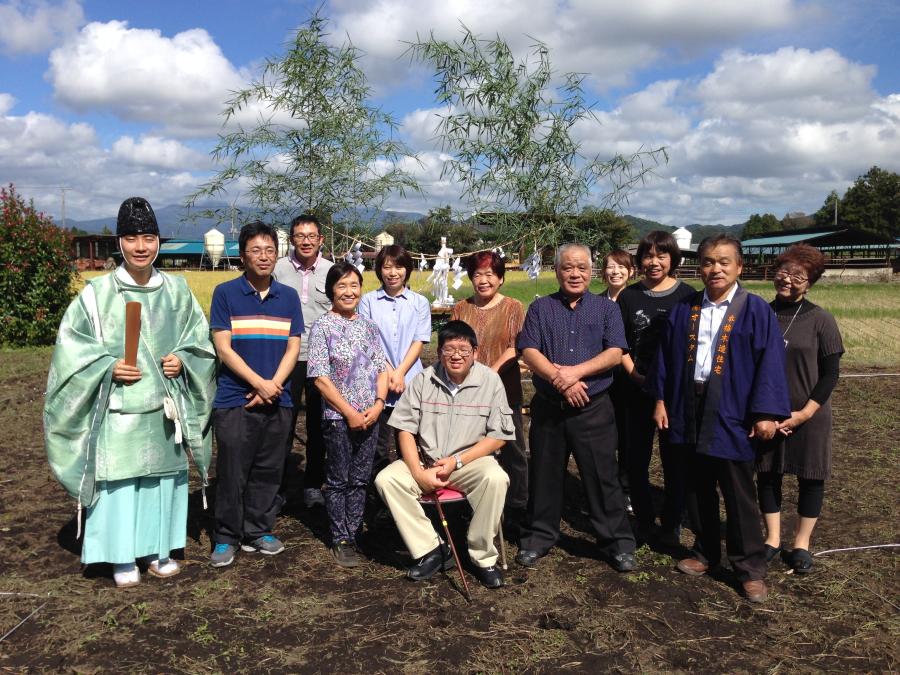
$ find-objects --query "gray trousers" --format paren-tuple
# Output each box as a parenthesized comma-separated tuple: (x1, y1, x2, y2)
(375, 455, 509, 567)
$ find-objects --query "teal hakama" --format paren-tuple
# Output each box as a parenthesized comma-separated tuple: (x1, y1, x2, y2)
(45, 266, 216, 565)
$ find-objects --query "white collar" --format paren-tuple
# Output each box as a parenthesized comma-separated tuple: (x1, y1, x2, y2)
(116, 264, 162, 288)
(702, 282, 739, 307)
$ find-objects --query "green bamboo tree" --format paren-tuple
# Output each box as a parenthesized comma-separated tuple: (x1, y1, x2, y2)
(407, 25, 667, 247)
(187, 13, 421, 251)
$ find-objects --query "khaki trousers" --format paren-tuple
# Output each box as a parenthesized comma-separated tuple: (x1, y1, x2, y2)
(375, 455, 509, 567)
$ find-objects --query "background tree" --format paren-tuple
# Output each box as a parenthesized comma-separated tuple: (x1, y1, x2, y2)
(187, 13, 421, 252)
(741, 212, 781, 240)
(837, 166, 900, 238)
(781, 211, 813, 230)
(407, 26, 666, 247)
(813, 190, 841, 229)
(0, 185, 76, 346)
(563, 207, 633, 253)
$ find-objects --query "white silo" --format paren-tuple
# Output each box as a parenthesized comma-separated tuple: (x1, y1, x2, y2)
(276, 228, 290, 258)
(673, 226, 692, 251)
(203, 228, 225, 269)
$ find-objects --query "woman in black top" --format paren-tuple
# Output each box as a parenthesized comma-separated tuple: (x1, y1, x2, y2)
(756, 244, 843, 574)
(618, 231, 695, 543)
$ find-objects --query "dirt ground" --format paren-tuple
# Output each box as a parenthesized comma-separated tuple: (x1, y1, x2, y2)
(0, 350, 897, 672)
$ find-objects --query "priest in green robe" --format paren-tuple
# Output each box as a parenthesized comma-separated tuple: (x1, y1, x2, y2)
(45, 197, 216, 588)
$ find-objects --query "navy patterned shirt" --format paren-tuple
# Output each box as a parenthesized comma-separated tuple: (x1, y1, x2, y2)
(517, 290, 628, 398)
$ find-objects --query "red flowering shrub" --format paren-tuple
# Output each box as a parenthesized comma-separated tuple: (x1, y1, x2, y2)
(0, 184, 76, 345)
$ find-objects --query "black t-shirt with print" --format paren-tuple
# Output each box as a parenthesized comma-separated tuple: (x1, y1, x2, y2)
(618, 279, 696, 375)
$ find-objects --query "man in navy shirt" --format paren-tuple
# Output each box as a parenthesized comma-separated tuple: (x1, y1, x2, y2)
(208, 222, 303, 567)
(516, 244, 637, 572)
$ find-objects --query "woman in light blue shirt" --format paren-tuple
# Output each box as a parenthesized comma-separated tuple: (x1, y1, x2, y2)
(358, 245, 433, 502)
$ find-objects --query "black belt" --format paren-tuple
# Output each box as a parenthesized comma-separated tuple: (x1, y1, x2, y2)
(534, 388, 607, 410)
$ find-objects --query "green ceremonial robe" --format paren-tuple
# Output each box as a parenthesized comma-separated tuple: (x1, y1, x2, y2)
(45, 267, 216, 512)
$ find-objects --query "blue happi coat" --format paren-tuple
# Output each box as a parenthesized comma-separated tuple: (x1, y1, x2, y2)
(650, 287, 791, 462)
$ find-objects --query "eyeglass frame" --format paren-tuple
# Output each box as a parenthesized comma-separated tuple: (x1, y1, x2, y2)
(773, 269, 809, 284)
(439, 346, 475, 358)
(291, 233, 322, 242)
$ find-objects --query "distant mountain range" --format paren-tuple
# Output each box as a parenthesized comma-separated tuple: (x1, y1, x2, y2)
(66, 203, 744, 241)
(65, 202, 426, 239)
(623, 215, 743, 241)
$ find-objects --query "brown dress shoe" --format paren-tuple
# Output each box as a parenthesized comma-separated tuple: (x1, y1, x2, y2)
(676, 558, 709, 576)
(742, 579, 768, 603)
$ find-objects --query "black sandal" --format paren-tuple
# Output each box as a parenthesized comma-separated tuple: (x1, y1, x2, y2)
(764, 544, 782, 563)
(789, 548, 814, 574)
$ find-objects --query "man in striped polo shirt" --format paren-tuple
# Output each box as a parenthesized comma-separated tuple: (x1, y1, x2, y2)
(209, 222, 303, 568)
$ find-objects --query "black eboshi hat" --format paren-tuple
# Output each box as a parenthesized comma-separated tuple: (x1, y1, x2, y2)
(116, 197, 159, 237)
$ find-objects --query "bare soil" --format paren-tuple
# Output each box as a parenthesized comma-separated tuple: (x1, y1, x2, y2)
(0, 350, 897, 672)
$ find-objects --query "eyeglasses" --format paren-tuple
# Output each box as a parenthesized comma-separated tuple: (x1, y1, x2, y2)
(440, 347, 473, 358)
(245, 247, 277, 257)
(291, 234, 321, 242)
(774, 270, 809, 284)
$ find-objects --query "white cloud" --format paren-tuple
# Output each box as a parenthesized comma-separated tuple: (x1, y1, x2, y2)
(0, 106, 210, 219)
(111, 135, 209, 171)
(0, 92, 15, 114)
(0, 0, 84, 55)
(695, 47, 877, 122)
(46, 20, 248, 137)
(329, 0, 806, 91)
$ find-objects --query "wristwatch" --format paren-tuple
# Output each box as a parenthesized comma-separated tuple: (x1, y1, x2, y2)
(454, 454, 464, 471)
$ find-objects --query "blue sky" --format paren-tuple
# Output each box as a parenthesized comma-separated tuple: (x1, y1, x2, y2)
(2, 0, 899, 228)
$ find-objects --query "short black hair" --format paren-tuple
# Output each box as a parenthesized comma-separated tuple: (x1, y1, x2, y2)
(374, 245, 414, 285)
(324, 261, 364, 301)
(697, 234, 744, 264)
(437, 320, 478, 351)
(239, 221, 278, 254)
(636, 230, 682, 274)
(290, 214, 322, 236)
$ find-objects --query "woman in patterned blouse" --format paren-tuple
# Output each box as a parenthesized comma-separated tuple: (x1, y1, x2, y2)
(307, 261, 389, 568)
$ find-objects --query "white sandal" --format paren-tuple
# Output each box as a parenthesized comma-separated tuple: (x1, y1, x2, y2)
(113, 563, 140, 588)
(147, 557, 182, 578)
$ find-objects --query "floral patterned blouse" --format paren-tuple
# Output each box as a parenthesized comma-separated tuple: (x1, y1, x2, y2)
(307, 312, 388, 420)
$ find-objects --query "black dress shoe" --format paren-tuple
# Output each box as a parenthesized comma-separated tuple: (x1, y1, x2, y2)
(515, 548, 543, 568)
(610, 552, 636, 573)
(472, 565, 504, 589)
(407, 544, 452, 582)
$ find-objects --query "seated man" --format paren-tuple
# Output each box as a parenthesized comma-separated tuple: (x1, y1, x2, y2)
(375, 320, 515, 588)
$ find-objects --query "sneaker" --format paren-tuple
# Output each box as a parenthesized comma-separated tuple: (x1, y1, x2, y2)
(304, 488, 325, 508)
(147, 557, 182, 578)
(472, 565, 504, 588)
(407, 543, 453, 581)
(210, 543, 237, 568)
(332, 541, 362, 568)
(241, 535, 285, 555)
(113, 562, 140, 588)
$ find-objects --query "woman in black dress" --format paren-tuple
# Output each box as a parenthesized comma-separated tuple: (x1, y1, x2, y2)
(756, 244, 843, 574)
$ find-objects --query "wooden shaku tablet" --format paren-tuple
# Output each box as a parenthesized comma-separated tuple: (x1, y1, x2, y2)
(124, 301, 141, 367)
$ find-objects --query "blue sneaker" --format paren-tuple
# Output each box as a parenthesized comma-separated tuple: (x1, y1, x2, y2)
(210, 543, 236, 568)
(241, 535, 285, 555)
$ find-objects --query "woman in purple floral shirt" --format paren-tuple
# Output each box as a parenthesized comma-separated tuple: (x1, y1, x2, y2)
(308, 261, 388, 568)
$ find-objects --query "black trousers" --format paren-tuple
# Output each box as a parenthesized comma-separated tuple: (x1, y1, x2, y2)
(688, 449, 767, 582)
(214, 405, 292, 546)
(520, 392, 635, 557)
(625, 385, 687, 532)
(371, 407, 400, 480)
(285, 360, 326, 490)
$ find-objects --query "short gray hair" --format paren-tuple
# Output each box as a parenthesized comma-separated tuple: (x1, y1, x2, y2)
(554, 243, 592, 268)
